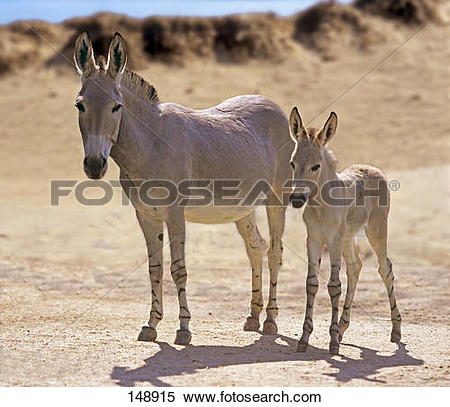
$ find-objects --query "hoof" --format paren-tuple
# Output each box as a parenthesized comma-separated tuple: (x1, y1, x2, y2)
(262, 320, 278, 335)
(390, 331, 401, 343)
(175, 329, 192, 345)
(138, 326, 157, 342)
(243, 316, 260, 332)
(329, 343, 340, 355)
(297, 341, 308, 352)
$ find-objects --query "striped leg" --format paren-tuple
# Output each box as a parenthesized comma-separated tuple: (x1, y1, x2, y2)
(365, 215, 402, 343)
(339, 238, 362, 341)
(136, 210, 164, 342)
(167, 212, 191, 345)
(297, 235, 321, 352)
(384, 257, 402, 342)
(263, 206, 286, 335)
(327, 235, 343, 355)
(235, 212, 267, 332)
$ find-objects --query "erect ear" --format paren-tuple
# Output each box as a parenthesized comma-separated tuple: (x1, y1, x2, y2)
(289, 106, 307, 142)
(107, 32, 127, 79)
(74, 32, 96, 75)
(316, 112, 338, 147)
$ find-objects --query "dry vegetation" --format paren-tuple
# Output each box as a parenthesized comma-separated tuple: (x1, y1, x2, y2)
(142, 13, 292, 63)
(354, 0, 447, 24)
(293, 2, 388, 59)
(0, 0, 447, 75)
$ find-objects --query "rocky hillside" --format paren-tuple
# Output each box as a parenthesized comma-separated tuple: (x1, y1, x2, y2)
(0, 0, 447, 75)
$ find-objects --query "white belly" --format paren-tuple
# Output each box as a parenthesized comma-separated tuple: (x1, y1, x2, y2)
(184, 206, 254, 224)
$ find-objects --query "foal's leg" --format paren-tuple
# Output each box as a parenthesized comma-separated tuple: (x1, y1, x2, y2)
(263, 206, 286, 335)
(365, 211, 402, 343)
(166, 209, 192, 345)
(327, 234, 343, 355)
(339, 237, 362, 342)
(235, 212, 267, 332)
(136, 210, 164, 342)
(297, 235, 321, 352)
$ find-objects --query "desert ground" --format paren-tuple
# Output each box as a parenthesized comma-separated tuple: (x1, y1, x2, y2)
(0, 2, 449, 386)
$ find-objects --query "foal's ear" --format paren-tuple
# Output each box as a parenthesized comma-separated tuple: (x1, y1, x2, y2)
(107, 32, 127, 79)
(289, 106, 307, 142)
(316, 112, 338, 147)
(74, 32, 96, 75)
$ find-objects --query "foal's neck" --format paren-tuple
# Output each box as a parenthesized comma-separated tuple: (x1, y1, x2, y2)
(312, 147, 339, 209)
(319, 147, 339, 185)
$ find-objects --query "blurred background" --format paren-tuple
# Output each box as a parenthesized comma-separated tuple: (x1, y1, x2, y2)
(0, 0, 449, 385)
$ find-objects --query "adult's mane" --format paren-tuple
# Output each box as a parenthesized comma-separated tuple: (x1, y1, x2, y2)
(121, 69, 159, 103)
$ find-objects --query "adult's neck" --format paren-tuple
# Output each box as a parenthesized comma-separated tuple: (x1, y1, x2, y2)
(110, 85, 162, 176)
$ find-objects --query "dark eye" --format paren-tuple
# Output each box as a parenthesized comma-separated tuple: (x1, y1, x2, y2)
(311, 164, 321, 172)
(112, 104, 122, 113)
(290, 161, 295, 170)
(75, 102, 85, 112)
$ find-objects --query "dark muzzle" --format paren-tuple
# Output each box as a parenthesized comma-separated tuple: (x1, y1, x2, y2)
(84, 155, 107, 179)
(289, 193, 307, 209)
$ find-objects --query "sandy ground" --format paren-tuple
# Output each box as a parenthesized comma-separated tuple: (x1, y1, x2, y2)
(0, 23, 449, 386)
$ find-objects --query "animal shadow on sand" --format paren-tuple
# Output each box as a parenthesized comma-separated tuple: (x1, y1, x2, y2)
(111, 334, 423, 386)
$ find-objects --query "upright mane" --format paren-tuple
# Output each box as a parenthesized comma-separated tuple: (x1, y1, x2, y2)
(120, 69, 159, 103)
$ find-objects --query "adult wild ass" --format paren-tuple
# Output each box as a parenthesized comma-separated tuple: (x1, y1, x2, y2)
(73, 32, 292, 345)
(288, 107, 402, 354)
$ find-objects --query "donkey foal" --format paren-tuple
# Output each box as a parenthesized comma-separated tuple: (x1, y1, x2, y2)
(288, 107, 402, 355)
